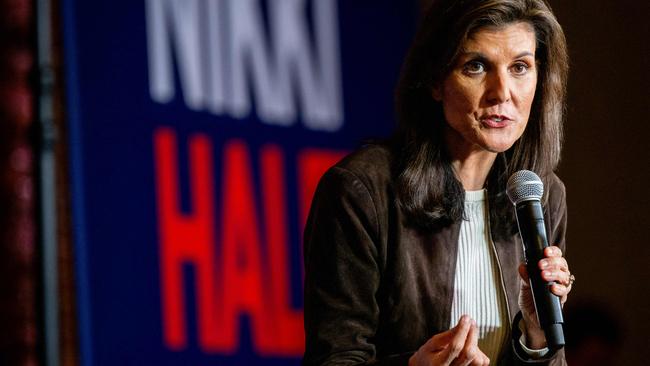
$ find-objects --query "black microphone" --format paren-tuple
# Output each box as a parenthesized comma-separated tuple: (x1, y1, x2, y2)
(506, 170, 564, 351)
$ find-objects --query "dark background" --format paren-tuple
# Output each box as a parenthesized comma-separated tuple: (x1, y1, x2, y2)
(542, 1, 648, 364)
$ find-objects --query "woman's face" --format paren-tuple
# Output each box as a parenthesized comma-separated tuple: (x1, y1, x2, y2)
(434, 22, 538, 155)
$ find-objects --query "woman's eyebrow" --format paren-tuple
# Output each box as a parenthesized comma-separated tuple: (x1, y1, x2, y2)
(459, 51, 488, 60)
(456, 52, 490, 66)
(513, 51, 535, 58)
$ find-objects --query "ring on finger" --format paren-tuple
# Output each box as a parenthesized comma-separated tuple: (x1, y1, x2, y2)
(567, 273, 575, 287)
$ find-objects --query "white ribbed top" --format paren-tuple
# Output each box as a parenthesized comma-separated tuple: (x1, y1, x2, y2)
(449, 189, 509, 362)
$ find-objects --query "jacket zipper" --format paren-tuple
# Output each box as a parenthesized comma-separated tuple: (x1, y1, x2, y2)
(485, 199, 512, 338)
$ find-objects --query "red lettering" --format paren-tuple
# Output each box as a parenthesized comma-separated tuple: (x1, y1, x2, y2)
(221, 140, 275, 352)
(153, 128, 224, 351)
(155, 128, 346, 357)
(260, 145, 304, 355)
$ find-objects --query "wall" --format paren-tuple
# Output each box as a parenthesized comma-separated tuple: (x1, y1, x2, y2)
(551, 1, 650, 365)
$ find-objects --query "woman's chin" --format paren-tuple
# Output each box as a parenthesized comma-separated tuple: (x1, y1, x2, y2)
(482, 140, 517, 153)
(474, 129, 523, 153)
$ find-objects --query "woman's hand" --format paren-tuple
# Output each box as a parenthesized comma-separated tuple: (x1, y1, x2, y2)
(517, 245, 573, 348)
(408, 315, 490, 366)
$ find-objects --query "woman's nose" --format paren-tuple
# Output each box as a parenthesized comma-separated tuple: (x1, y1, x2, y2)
(485, 70, 511, 104)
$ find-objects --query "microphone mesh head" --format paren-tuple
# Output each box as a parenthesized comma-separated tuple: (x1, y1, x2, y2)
(506, 170, 544, 205)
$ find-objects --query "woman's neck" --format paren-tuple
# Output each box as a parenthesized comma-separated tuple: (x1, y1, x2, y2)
(450, 154, 497, 190)
(444, 127, 498, 190)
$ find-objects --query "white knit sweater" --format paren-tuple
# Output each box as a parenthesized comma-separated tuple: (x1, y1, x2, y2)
(449, 189, 509, 362)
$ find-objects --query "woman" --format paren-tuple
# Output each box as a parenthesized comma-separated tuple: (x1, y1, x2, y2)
(303, 0, 572, 365)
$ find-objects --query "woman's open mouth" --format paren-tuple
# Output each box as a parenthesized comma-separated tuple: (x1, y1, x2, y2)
(480, 114, 512, 128)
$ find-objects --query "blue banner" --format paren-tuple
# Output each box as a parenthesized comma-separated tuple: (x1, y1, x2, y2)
(62, 1, 417, 365)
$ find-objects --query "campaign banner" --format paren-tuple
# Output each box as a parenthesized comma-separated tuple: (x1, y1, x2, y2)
(62, 0, 417, 365)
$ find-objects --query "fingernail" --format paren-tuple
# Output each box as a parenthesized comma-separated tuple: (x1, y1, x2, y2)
(540, 260, 549, 269)
(543, 270, 551, 278)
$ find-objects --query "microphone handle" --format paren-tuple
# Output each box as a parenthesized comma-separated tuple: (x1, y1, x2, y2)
(515, 200, 565, 351)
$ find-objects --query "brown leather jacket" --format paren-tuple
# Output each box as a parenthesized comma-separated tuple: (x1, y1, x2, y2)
(303, 145, 567, 366)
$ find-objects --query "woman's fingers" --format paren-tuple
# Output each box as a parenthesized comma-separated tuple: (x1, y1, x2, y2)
(414, 315, 472, 366)
(413, 316, 491, 366)
(550, 282, 570, 296)
(527, 246, 571, 286)
(541, 267, 570, 285)
(540, 246, 572, 300)
(450, 320, 480, 366)
(420, 316, 469, 353)
(438, 316, 473, 363)
(550, 281, 571, 306)
(525, 245, 572, 306)
(468, 352, 490, 366)
(539, 246, 567, 272)
(469, 353, 489, 364)
(544, 245, 562, 258)
(538, 256, 568, 272)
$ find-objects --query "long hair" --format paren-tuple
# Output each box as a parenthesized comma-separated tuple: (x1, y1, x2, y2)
(393, 0, 569, 237)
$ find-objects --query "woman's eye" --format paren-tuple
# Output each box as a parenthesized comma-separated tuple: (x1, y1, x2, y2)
(463, 61, 485, 75)
(511, 62, 530, 75)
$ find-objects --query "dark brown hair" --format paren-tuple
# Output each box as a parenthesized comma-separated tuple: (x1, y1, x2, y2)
(393, 0, 569, 236)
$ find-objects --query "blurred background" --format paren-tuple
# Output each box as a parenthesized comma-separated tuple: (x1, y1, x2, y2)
(0, 0, 647, 365)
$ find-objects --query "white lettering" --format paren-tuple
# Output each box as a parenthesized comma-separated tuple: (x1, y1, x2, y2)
(145, 0, 344, 131)
(146, 0, 204, 109)
(206, 0, 227, 115)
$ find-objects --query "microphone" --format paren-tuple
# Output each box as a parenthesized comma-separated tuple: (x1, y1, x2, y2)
(506, 170, 565, 351)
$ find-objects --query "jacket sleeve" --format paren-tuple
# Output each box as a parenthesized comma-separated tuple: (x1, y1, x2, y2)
(303, 167, 409, 366)
(510, 176, 568, 366)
